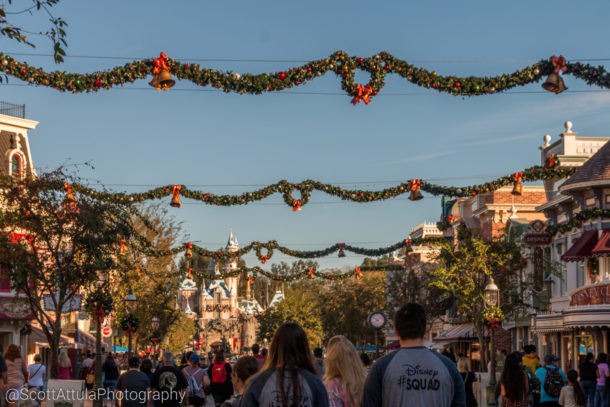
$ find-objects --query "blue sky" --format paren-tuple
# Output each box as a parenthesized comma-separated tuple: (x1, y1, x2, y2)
(2, 0, 610, 270)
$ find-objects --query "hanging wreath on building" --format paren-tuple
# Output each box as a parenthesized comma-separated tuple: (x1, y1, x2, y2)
(587, 258, 599, 279)
(120, 314, 140, 334)
(482, 307, 504, 330)
(84, 288, 114, 323)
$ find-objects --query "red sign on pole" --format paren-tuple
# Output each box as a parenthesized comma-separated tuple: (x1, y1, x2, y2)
(102, 327, 111, 337)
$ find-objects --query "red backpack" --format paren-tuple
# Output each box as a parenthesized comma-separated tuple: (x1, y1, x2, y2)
(211, 362, 227, 383)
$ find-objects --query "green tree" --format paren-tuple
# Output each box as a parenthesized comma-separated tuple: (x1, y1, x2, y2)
(427, 233, 525, 368)
(256, 284, 323, 347)
(0, 170, 142, 378)
(318, 269, 386, 347)
(166, 311, 197, 355)
(0, 1, 68, 63)
(112, 204, 183, 351)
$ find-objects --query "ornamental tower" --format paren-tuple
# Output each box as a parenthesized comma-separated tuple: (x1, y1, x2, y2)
(224, 229, 240, 298)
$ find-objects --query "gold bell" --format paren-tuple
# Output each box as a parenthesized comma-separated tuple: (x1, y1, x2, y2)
(119, 240, 128, 256)
(512, 181, 523, 196)
(409, 189, 423, 201)
(149, 74, 161, 89)
(170, 185, 182, 208)
(542, 73, 567, 94)
(157, 70, 175, 90)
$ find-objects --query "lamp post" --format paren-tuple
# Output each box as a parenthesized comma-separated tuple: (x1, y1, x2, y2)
(485, 277, 500, 407)
(151, 316, 160, 356)
(125, 289, 137, 358)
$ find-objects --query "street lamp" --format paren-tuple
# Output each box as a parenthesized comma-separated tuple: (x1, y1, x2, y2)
(151, 316, 160, 356)
(151, 316, 159, 330)
(485, 277, 500, 407)
(124, 289, 137, 358)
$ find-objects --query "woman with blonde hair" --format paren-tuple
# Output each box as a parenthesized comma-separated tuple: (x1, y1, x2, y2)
(57, 350, 72, 380)
(324, 335, 366, 407)
(4, 344, 27, 405)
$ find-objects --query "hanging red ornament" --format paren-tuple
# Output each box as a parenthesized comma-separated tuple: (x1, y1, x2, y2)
(409, 179, 423, 201)
(338, 243, 346, 258)
(278, 72, 286, 80)
(512, 172, 523, 196)
(170, 185, 182, 208)
(119, 240, 128, 256)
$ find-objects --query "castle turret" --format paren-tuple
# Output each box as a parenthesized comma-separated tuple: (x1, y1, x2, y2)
(224, 229, 240, 299)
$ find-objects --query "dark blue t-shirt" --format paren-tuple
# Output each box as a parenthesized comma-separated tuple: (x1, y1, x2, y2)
(240, 367, 328, 407)
(360, 347, 466, 407)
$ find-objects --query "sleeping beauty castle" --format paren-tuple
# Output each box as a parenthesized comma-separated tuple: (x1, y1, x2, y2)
(178, 230, 266, 353)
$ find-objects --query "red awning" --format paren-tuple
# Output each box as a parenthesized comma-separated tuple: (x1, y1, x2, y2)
(384, 340, 400, 350)
(593, 230, 610, 257)
(561, 230, 598, 262)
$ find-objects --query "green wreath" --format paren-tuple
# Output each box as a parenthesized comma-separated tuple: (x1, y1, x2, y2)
(121, 314, 140, 334)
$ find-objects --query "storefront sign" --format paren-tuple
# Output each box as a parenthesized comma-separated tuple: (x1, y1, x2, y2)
(524, 233, 552, 245)
(570, 284, 610, 306)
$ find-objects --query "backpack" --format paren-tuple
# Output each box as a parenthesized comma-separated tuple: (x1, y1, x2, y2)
(211, 362, 227, 384)
(523, 366, 541, 394)
(186, 368, 201, 395)
(543, 367, 563, 398)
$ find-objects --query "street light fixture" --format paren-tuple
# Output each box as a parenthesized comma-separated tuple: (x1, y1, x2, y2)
(152, 316, 160, 331)
(124, 289, 138, 358)
(484, 276, 500, 407)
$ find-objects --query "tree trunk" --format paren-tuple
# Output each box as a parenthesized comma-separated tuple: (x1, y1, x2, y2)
(474, 322, 487, 372)
(49, 330, 60, 379)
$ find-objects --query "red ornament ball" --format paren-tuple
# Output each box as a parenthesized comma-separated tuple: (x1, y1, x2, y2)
(358, 58, 364, 64)
(372, 90, 378, 95)
(20, 68, 26, 75)
(185, 64, 189, 70)
(455, 82, 461, 88)
(95, 79, 102, 87)
(278, 72, 286, 80)
(307, 66, 312, 72)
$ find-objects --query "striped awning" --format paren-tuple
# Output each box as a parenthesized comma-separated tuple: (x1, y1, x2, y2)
(562, 230, 598, 262)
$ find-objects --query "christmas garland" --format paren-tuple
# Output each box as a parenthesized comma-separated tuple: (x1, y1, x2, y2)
(545, 208, 610, 236)
(120, 313, 140, 334)
(84, 287, 114, 323)
(190, 263, 405, 282)
(58, 162, 572, 210)
(1, 51, 608, 102)
(150, 237, 445, 263)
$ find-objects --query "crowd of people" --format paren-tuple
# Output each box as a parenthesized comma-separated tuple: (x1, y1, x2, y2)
(3, 303, 610, 406)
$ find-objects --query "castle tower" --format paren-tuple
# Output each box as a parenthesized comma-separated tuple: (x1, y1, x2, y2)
(224, 229, 240, 299)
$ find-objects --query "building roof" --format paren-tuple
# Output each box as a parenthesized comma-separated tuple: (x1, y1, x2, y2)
(561, 139, 610, 191)
(179, 276, 197, 291)
(269, 291, 284, 308)
(238, 298, 264, 315)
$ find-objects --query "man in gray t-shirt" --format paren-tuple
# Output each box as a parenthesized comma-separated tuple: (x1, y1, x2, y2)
(116, 357, 151, 407)
(361, 303, 466, 407)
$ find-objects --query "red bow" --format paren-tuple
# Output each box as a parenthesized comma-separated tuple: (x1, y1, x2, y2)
(248, 276, 254, 285)
(513, 172, 523, 183)
(94, 308, 106, 323)
(124, 327, 136, 334)
(351, 84, 372, 105)
(547, 154, 557, 168)
(260, 256, 268, 264)
(410, 179, 421, 191)
(355, 267, 362, 279)
(550, 55, 567, 74)
(292, 200, 302, 212)
(153, 52, 170, 74)
(308, 268, 314, 279)
(171, 185, 181, 197)
(405, 239, 412, 246)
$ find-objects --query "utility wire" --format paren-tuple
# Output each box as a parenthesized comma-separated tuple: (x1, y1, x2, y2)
(3, 52, 610, 64)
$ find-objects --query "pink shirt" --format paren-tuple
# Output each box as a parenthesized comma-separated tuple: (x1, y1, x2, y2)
(5, 358, 24, 389)
(58, 364, 72, 380)
(597, 363, 609, 386)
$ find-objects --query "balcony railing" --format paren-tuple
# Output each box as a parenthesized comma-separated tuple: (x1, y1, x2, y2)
(0, 101, 25, 118)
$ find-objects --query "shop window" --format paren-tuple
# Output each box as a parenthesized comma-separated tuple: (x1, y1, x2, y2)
(577, 261, 586, 288)
(10, 154, 21, 177)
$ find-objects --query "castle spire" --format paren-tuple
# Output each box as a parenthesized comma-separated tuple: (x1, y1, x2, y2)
(227, 228, 239, 251)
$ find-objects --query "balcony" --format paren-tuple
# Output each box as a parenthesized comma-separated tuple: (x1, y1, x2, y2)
(0, 101, 25, 119)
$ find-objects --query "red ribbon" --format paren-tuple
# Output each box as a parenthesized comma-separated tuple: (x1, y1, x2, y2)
(248, 276, 254, 285)
(550, 55, 567, 74)
(351, 84, 373, 105)
(171, 185, 181, 198)
(260, 256, 268, 264)
(153, 52, 170, 74)
(513, 172, 523, 183)
(410, 179, 421, 191)
(94, 308, 105, 323)
(308, 268, 314, 279)
(292, 200, 302, 212)
(355, 267, 362, 279)
(124, 327, 136, 334)
(405, 239, 412, 246)
(547, 154, 556, 168)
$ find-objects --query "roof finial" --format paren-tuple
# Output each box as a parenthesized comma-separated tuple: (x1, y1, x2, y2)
(564, 121, 573, 133)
